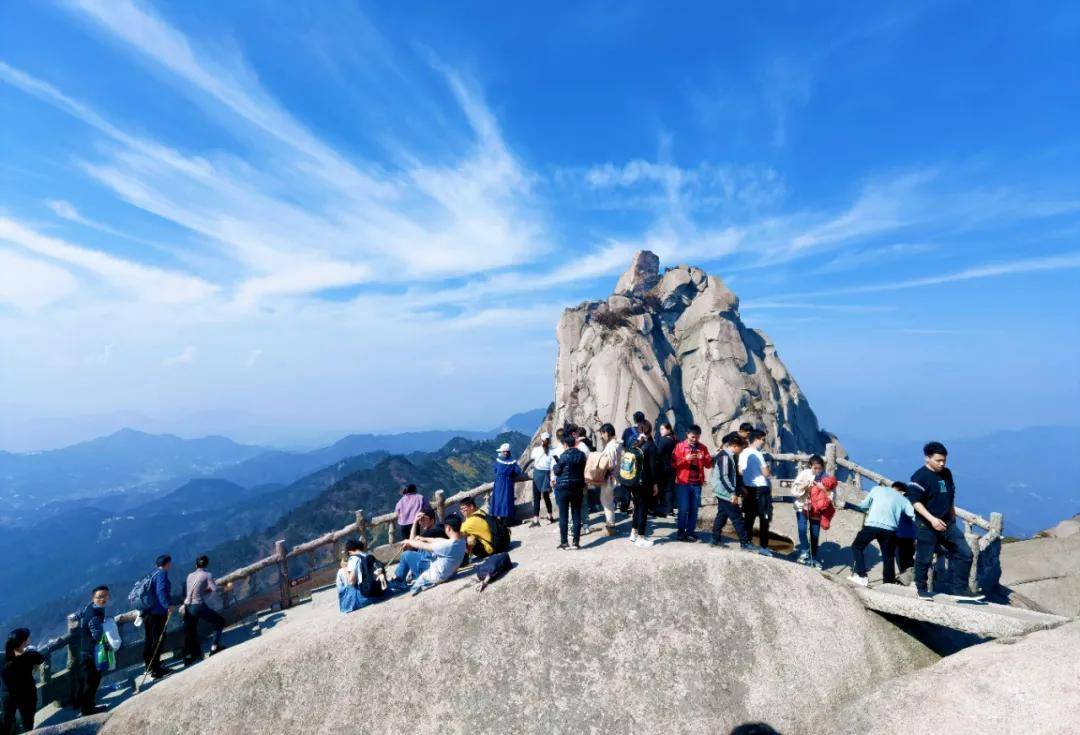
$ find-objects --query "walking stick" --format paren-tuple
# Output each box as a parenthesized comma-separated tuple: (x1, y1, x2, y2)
(136, 609, 173, 693)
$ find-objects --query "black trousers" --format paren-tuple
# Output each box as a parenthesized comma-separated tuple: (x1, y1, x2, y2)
(630, 484, 651, 535)
(182, 603, 225, 661)
(74, 657, 101, 715)
(711, 497, 750, 545)
(915, 521, 973, 594)
(554, 486, 583, 545)
(742, 487, 772, 548)
(142, 612, 169, 673)
(657, 475, 675, 513)
(532, 471, 553, 517)
(2, 692, 36, 735)
(852, 526, 898, 582)
(896, 536, 915, 573)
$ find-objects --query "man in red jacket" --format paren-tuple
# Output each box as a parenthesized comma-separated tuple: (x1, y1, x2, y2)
(672, 424, 714, 542)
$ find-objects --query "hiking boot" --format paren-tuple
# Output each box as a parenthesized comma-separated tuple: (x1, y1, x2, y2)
(739, 543, 755, 552)
(916, 588, 935, 602)
(847, 573, 870, 587)
(681, 534, 699, 543)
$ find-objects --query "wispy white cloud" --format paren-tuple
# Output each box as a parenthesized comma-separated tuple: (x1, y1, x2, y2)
(0, 248, 79, 310)
(163, 345, 196, 366)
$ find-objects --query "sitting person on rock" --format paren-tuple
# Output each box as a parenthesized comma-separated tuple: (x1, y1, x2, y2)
(848, 481, 916, 587)
(459, 496, 496, 560)
(339, 539, 373, 614)
(391, 514, 467, 596)
(409, 508, 446, 540)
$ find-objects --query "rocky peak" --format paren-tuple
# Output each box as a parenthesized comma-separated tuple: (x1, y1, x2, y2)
(613, 250, 661, 296)
(554, 253, 829, 454)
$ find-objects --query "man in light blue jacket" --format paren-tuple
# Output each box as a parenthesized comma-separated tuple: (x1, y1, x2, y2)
(849, 482, 916, 587)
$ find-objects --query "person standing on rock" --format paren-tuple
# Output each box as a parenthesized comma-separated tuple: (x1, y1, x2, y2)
(394, 484, 428, 542)
(142, 555, 174, 680)
(739, 431, 774, 556)
(710, 432, 752, 550)
(672, 425, 713, 542)
(654, 422, 677, 517)
(529, 433, 556, 527)
(848, 482, 916, 587)
(182, 555, 225, 666)
(623, 425, 657, 547)
(622, 411, 647, 449)
(907, 442, 976, 601)
(791, 455, 827, 564)
(491, 443, 523, 526)
(74, 585, 110, 716)
(575, 432, 596, 534)
(3, 628, 45, 734)
(597, 423, 622, 535)
(552, 424, 588, 549)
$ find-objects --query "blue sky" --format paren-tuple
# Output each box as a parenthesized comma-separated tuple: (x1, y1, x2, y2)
(1, 1, 1078, 451)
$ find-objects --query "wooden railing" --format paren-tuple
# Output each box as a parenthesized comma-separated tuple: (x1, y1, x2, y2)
(34, 477, 531, 709)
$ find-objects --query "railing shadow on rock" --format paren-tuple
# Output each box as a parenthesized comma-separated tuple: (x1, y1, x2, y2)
(34, 477, 533, 710)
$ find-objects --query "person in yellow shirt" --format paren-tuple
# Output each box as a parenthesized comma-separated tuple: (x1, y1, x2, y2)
(458, 497, 494, 558)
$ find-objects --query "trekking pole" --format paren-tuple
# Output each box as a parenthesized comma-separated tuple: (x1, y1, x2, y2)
(136, 609, 173, 693)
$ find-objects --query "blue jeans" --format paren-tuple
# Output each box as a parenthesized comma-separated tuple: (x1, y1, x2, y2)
(394, 549, 433, 584)
(796, 511, 821, 558)
(676, 484, 701, 537)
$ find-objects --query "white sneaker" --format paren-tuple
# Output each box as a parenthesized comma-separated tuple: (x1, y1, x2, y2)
(758, 547, 774, 557)
(635, 536, 654, 548)
(847, 573, 870, 587)
(797, 552, 810, 564)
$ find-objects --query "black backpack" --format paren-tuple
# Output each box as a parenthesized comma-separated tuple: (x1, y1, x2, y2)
(477, 510, 511, 553)
(356, 553, 386, 598)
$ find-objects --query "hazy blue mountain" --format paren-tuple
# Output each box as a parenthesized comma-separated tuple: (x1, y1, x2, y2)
(0, 428, 264, 514)
(842, 426, 1080, 538)
(491, 406, 548, 435)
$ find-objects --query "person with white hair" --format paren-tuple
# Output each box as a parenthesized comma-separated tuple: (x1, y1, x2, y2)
(529, 432, 556, 527)
(491, 441, 524, 526)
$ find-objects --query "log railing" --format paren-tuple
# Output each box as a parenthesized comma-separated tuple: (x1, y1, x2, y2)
(34, 477, 530, 709)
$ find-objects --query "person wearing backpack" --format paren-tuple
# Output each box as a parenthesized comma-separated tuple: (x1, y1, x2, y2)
(552, 423, 588, 549)
(492, 443, 524, 526)
(459, 496, 498, 559)
(141, 555, 173, 680)
(3, 628, 45, 734)
(395, 514, 467, 596)
(340, 538, 382, 612)
(710, 432, 753, 551)
(74, 585, 110, 716)
(849, 482, 917, 587)
(672, 425, 713, 542)
(182, 555, 225, 666)
(594, 424, 622, 536)
(625, 426, 658, 547)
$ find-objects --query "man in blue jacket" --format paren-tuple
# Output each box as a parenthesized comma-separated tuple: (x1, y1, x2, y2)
(143, 554, 174, 679)
(75, 585, 110, 715)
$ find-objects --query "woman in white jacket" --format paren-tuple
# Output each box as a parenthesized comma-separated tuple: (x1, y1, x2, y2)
(790, 454, 826, 565)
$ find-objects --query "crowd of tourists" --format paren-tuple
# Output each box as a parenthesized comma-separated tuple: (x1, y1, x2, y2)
(1, 417, 976, 732)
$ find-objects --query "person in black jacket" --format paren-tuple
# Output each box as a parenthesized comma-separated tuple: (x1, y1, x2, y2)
(552, 424, 588, 550)
(654, 423, 677, 517)
(627, 422, 659, 547)
(2, 628, 45, 734)
(74, 586, 110, 716)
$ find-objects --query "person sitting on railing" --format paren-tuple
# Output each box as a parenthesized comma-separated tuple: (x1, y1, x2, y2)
(395, 485, 430, 544)
(848, 482, 916, 588)
(74, 585, 110, 716)
(907, 442, 978, 601)
(491, 443, 524, 527)
(2, 628, 45, 734)
(459, 496, 497, 560)
(791, 455, 827, 565)
(392, 514, 467, 597)
(409, 508, 446, 541)
(182, 555, 225, 666)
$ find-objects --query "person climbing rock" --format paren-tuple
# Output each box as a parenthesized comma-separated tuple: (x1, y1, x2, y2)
(908, 442, 978, 601)
(672, 424, 713, 542)
(849, 482, 916, 587)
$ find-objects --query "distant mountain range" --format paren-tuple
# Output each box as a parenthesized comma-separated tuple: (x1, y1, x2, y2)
(0, 408, 547, 522)
(842, 426, 1080, 538)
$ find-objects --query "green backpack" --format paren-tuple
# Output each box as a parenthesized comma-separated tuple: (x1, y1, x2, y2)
(619, 447, 643, 486)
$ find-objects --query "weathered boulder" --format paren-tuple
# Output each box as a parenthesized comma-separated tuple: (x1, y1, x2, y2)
(99, 527, 935, 735)
(999, 531, 1080, 617)
(826, 621, 1080, 735)
(553, 250, 830, 454)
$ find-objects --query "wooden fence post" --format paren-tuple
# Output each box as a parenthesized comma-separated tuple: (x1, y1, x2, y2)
(274, 540, 291, 610)
(356, 510, 367, 546)
(433, 490, 445, 522)
(825, 443, 837, 476)
(963, 521, 981, 594)
(387, 521, 395, 546)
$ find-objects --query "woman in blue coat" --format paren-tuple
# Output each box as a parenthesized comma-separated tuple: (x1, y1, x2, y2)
(491, 442, 523, 524)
